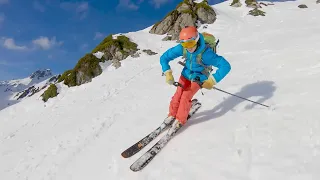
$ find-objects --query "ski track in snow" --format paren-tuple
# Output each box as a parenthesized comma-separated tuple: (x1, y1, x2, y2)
(1, 0, 320, 179)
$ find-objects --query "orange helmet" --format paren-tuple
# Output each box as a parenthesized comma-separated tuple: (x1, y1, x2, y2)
(179, 26, 199, 48)
(179, 26, 198, 40)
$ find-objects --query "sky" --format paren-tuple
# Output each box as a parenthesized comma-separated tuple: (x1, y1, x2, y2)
(0, 0, 225, 81)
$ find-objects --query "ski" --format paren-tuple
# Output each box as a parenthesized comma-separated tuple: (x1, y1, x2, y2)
(130, 101, 202, 172)
(121, 99, 199, 158)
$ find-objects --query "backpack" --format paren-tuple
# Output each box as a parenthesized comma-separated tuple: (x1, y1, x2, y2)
(179, 32, 220, 77)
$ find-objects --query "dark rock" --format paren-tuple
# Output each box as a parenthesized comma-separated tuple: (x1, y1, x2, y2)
(142, 49, 158, 55)
(248, 8, 266, 16)
(230, 0, 242, 7)
(298, 4, 308, 8)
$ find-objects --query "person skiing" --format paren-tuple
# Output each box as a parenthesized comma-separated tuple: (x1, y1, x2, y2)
(160, 26, 231, 129)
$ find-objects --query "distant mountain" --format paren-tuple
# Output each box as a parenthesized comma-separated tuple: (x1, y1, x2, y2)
(0, 69, 59, 111)
(30, 69, 53, 80)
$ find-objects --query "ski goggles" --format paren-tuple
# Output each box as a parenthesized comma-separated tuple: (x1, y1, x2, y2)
(179, 34, 199, 48)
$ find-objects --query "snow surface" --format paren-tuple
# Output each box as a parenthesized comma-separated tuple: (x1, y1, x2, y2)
(1, 0, 320, 179)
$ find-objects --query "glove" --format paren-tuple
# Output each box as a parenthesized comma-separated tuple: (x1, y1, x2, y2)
(164, 69, 174, 85)
(202, 76, 216, 90)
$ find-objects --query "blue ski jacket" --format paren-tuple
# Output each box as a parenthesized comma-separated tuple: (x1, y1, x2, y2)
(160, 33, 231, 83)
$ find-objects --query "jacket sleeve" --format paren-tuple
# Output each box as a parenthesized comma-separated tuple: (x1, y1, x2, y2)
(202, 50, 231, 83)
(160, 44, 183, 72)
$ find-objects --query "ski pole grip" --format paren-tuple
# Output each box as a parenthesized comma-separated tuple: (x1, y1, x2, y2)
(173, 82, 183, 88)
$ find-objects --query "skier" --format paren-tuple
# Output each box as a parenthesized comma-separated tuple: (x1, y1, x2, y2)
(160, 26, 231, 129)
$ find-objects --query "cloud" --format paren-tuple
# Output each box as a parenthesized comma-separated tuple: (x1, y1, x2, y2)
(0, 0, 9, 5)
(94, 32, 105, 40)
(117, 0, 140, 10)
(150, 0, 169, 8)
(60, 2, 89, 20)
(76, 2, 88, 13)
(2, 38, 28, 50)
(1, 36, 63, 51)
(32, 36, 63, 50)
(33, 1, 45, 12)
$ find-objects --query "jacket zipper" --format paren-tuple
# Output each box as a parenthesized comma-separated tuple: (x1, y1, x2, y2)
(189, 53, 193, 80)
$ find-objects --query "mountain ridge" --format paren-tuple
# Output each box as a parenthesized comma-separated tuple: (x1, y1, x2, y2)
(0, 69, 59, 110)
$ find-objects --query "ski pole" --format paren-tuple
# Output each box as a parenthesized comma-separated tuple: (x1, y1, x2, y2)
(213, 87, 270, 108)
(214, 39, 219, 53)
(162, 73, 184, 88)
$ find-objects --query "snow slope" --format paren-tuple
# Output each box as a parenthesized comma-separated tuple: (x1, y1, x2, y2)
(1, 0, 320, 179)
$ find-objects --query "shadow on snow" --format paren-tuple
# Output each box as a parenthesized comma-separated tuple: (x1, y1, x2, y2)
(177, 80, 276, 134)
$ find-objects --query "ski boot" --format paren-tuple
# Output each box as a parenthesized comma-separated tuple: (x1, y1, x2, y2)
(167, 119, 183, 135)
(163, 116, 175, 126)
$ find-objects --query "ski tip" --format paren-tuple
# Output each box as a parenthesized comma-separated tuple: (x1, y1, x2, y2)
(130, 166, 141, 172)
(121, 152, 129, 158)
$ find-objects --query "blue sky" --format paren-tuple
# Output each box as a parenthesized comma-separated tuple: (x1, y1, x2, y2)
(0, 0, 224, 81)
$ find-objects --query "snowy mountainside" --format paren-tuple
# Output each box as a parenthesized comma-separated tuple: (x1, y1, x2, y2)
(1, 0, 320, 180)
(0, 69, 58, 110)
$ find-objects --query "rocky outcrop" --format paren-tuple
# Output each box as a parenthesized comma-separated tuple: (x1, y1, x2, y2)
(249, 8, 266, 16)
(15, 86, 36, 100)
(245, 0, 261, 8)
(48, 75, 60, 83)
(112, 59, 121, 69)
(75, 54, 102, 85)
(230, 0, 267, 16)
(230, 0, 242, 7)
(92, 35, 138, 62)
(231, 0, 272, 8)
(244, 0, 266, 17)
(162, 36, 172, 41)
(58, 54, 102, 87)
(59, 34, 139, 87)
(128, 49, 158, 57)
(149, 0, 216, 40)
(150, 10, 179, 35)
(91, 35, 138, 69)
(131, 52, 141, 58)
(196, 2, 216, 24)
(142, 49, 157, 56)
(259, 2, 268, 6)
(41, 84, 58, 102)
(298, 4, 308, 8)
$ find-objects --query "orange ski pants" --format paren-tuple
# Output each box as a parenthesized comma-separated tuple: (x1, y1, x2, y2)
(168, 75, 201, 125)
